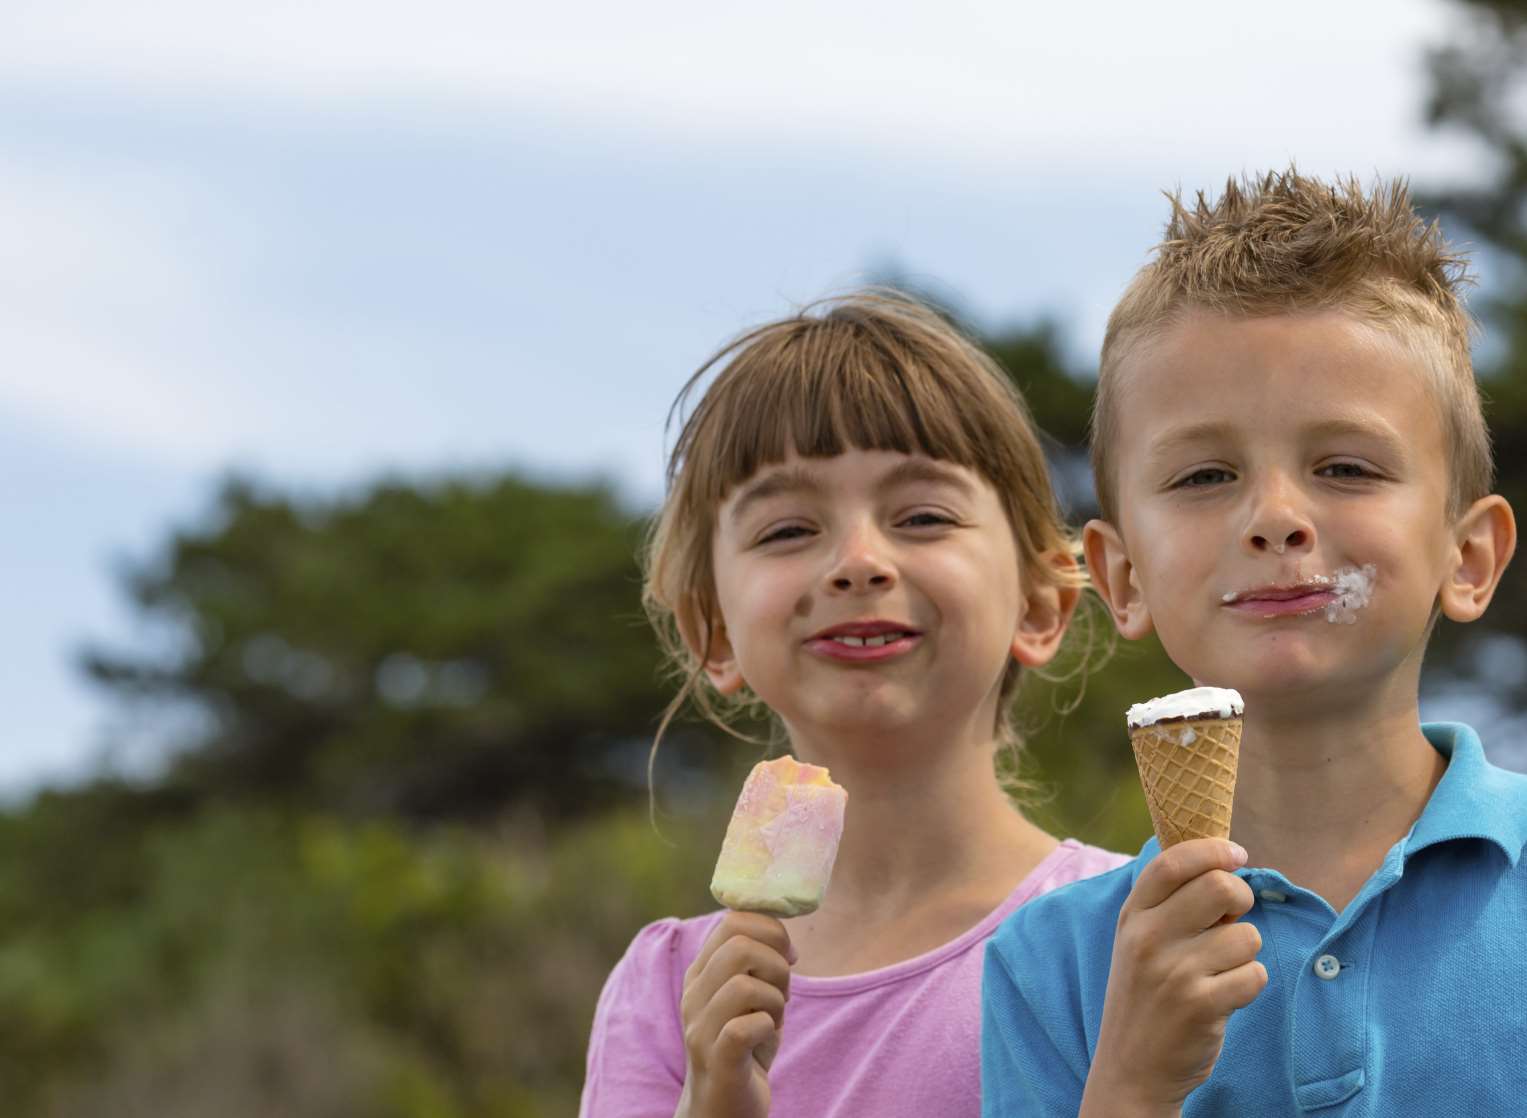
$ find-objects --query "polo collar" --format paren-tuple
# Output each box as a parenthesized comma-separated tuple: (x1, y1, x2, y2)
(1129, 722, 1527, 876)
(1405, 722, 1527, 866)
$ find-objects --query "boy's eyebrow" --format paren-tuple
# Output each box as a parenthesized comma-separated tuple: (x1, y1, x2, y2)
(726, 458, 976, 523)
(1146, 416, 1410, 461)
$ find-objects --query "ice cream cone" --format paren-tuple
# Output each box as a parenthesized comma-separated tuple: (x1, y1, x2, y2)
(1126, 687, 1243, 849)
(1130, 717, 1241, 847)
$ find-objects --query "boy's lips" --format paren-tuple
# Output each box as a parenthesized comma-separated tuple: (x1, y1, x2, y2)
(805, 619, 922, 662)
(1221, 583, 1338, 618)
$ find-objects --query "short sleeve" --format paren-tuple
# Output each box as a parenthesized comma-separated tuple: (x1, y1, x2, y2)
(980, 935, 1089, 1117)
(579, 919, 694, 1118)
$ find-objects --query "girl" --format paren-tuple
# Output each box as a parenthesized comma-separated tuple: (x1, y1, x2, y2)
(580, 290, 1127, 1118)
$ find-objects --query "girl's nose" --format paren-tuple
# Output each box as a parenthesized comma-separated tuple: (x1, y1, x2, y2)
(825, 525, 896, 593)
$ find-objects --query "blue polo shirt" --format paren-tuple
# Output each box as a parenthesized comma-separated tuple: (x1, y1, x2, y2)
(982, 723, 1527, 1116)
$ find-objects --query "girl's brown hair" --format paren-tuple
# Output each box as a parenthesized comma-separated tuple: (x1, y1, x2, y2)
(643, 289, 1089, 785)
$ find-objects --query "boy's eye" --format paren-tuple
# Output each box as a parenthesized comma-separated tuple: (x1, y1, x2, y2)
(1317, 461, 1372, 480)
(1175, 467, 1235, 488)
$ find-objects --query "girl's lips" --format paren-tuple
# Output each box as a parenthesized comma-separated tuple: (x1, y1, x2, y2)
(1224, 589, 1338, 618)
(804, 633, 921, 662)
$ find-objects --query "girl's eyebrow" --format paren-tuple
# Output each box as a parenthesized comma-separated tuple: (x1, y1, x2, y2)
(727, 466, 822, 524)
(878, 458, 976, 495)
(726, 459, 975, 524)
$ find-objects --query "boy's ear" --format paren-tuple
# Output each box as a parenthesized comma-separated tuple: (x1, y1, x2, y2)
(1011, 550, 1082, 668)
(1082, 519, 1154, 639)
(675, 595, 746, 695)
(1439, 495, 1517, 623)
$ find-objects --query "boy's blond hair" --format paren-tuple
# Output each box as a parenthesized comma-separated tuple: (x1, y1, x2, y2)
(644, 289, 1085, 766)
(1091, 169, 1491, 522)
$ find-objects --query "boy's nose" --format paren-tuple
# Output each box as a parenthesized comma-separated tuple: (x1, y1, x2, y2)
(1243, 490, 1315, 555)
(1248, 525, 1310, 553)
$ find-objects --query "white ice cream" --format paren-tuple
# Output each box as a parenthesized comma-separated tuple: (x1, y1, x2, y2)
(1127, 686, 1244, 729)
(1319, 563, 1377, 624)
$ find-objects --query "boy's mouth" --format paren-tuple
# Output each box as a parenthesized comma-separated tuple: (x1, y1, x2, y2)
(1221, 564, 1378, 623)
(1221, 584, 1337, 618)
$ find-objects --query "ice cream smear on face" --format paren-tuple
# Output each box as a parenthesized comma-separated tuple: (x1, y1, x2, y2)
(1220, 563, 1378, 625)
(711, 756, 847, 917)
(1318, 563, 1377, 624)
(1127, 686, 1244, 729)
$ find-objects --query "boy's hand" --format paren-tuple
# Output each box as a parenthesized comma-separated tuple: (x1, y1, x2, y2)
(673, 911, 793, 1118)
(1080, 839, 1266, 1118)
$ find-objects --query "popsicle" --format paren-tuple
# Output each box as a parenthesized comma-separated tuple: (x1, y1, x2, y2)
(1126, 686, 1244, 848)
(710, 756, 847, 916)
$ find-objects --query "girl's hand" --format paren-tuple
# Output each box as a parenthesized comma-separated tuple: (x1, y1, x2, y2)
(673, 910, 794, 1118)
(1080, 839, 1266, 1118)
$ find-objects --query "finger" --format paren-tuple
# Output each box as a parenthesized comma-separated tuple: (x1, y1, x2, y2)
(1193, 919, 1263, 975)
(1153, 868, 1255, 935)
(686, 911, 792, 982)
(715, 1010, 780, 1073)
(709, 973, 788, 1032)
(682, 934, 793, 1025)
(686, 975, 787, 1061)
(1128, 839, 1248, 911)
(1203, 959, 1268, 1016)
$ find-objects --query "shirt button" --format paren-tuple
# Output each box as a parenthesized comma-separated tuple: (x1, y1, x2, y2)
(1259, 889, 1288, 903)
(1314, 954, 1342, 980)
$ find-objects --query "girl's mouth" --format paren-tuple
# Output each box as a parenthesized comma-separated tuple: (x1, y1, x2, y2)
(805, 630, 921, 662)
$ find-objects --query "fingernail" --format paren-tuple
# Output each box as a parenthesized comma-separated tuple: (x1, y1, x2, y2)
(786, 942, 799, 965)
(1229, 842, 1249, 866)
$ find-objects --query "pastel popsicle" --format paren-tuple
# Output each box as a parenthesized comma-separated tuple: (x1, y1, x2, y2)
(711, 756, 847, 916)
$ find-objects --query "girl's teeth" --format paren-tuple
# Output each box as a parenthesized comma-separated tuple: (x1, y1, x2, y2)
(834, 633, 904, 648)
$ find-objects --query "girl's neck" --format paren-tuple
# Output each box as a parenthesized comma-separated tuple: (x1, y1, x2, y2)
(1229, 691, 1445, 912)
(781, 727, 1057, 976)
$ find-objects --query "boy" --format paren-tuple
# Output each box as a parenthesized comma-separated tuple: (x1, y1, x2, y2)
(981, 169, 1524, 1116)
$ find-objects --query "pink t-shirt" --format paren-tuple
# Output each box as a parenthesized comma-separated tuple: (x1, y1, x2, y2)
(579, 838, 1128, 1118)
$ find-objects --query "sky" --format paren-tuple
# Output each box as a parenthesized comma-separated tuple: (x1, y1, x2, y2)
(5, 0, 1522, 795)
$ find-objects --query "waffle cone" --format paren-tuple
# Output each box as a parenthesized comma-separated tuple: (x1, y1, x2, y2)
(1130, 717, 1241, 848)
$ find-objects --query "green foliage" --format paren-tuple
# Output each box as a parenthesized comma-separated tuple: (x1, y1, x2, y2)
(0, 793, 722, 1117)
(81, 475, 682, 822)
(1422, 0, 1527, 699)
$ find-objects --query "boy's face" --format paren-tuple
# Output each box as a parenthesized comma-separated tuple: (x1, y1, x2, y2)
(1086, 309, 1465, 709)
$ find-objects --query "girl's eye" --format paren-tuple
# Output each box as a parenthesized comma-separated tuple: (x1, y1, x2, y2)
(757, 524, 813, 545)
(900, 511, 955, 528)
(1176, 467, 1234, 488)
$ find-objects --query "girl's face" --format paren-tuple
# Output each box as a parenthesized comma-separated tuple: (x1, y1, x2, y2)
(702, 448, 1068, 758)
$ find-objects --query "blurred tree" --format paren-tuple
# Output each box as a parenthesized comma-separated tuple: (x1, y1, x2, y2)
(1423, 0, 1527, 702)
(80, 475, 702, 823)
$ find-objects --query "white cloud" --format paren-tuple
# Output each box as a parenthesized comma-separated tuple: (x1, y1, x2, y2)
(7, 0, 1462, 174)
(0, 165, 244, 461)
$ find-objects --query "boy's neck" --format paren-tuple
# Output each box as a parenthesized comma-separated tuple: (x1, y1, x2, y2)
(1229, 695, 1446, 913)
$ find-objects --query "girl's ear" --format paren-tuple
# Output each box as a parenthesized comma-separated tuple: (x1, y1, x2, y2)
(1082, 519, 1154, 639)
(1439, 495, 1517, 623)
(676, 595, 746, 695)
(1011, 551, 1081, 668)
